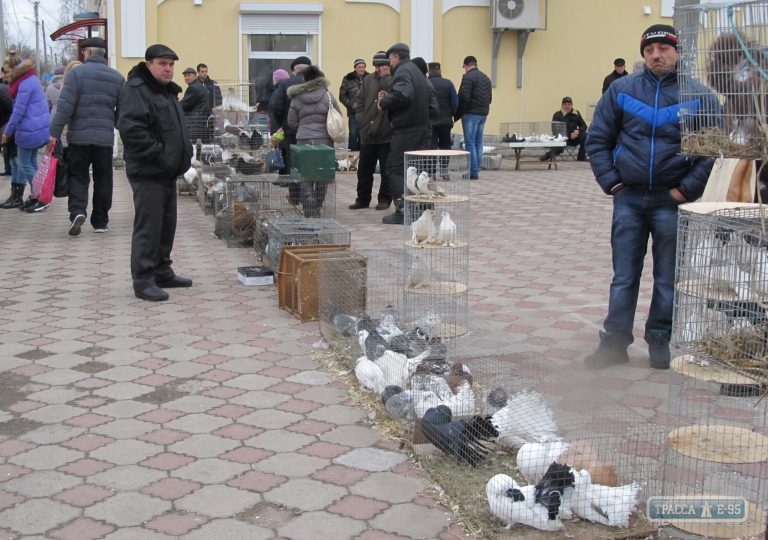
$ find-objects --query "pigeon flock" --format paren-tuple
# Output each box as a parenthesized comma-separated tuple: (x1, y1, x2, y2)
(330, 304, 643, 533)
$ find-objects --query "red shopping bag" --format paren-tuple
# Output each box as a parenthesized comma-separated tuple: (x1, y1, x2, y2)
(31, 144, 58, 204)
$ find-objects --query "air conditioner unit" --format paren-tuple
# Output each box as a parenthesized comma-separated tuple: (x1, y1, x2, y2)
(490, 0, 541, 30)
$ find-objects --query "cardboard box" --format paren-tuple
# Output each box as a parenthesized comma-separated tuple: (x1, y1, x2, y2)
(237, 266, 274, 286)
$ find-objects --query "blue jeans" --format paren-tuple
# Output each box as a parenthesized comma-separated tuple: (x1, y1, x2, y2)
(461, 114, 487, 176)
(602, 188, 680, 347)
(15, 146, 39, 187)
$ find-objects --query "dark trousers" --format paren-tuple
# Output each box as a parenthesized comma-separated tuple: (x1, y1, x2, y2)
(348, 114, 361, 151)
(2, 144, 10, 173)
(430, 125, 453, 176)
(129, 178, 178, 289)
(355, 142, 391, 205)
(386, 125, 431, 204)
(552, 130, 587, 160)
(67, 144, 114, 228)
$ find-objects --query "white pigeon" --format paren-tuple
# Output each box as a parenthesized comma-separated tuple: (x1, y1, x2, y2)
(412, 378, 476, 419)
(406, 166, 419, 195)
(490, 389, 559, 449)
(437, 211, 457, 247)
(218, 87, 256, 112)
(407, 254, 429, 289)
(375, 347, 431, 389)
(516, 441, 570, 484)
(416, 171, 432, 197)
(411, 208, 437, 245)
(565, 469, 640, 527)
(354, 355, 385, 395)
(183, 166, 200, 185)
(486, 474, 564, 531)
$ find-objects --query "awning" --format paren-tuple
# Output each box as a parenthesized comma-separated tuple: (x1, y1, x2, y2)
(49, 18, 107, 42)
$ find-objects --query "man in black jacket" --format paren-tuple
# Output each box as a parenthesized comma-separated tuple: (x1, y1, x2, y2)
(339, 59, 368, 151)
(196, 63, 222, 110)
(456, 55, 492, 180)
(542, 96, 588, 162)
(602, 58, 628, 94)
(378, 42, 431, 225)
(180, 67, 212, 142)
(117, 44, 193, 302)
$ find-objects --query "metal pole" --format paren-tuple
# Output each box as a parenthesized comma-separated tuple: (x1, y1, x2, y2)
(32, 0, 39, 75)
(42, 20, 47, 69)
(0, 0, 6, 62)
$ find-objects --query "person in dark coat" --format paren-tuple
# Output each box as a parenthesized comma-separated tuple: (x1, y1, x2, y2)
(350, 51, 393, 210)
(455, 55, 492, 180)
(180, 66, 212, 142)
(117, 44, 194, 302)
(339, 59, 368, 151)
(584, 25, 720, 369)
(427, 62, 458, 152)
(378, 43, 432, 225)
(602, 58, 628, 94)
(50, 37, 125, 226)
(196, 63, 222, 109)
(541, 97, 588, 162)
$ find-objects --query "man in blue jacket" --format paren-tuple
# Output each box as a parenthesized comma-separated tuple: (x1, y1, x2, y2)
(584, 24, 719, 370)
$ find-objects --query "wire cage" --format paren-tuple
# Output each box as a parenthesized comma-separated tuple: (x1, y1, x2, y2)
(673, 202, 768, 384)
(402, 151, 470, 347)
(676, 0, 768, 159)
(659, 367, 768, 539)
(265, 217, 351, 272)
(499, 121, 568, 141)
(212, 177, 266, 247)
(268, 175, 336, 219)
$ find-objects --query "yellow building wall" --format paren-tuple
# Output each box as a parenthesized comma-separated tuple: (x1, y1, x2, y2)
(110, 0, 671, 135)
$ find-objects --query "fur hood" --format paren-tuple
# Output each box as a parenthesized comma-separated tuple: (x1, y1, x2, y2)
(9, 59, 35, 82)
(287, 77, 331, 99)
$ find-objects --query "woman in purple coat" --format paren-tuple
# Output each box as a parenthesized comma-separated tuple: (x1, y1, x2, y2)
(0, 57, 51, 209)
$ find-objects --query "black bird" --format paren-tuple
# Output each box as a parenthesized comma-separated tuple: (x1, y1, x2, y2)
(421, 405, 498, 466)
(534, 462, 575, 520)
(705, 299, 768, 325)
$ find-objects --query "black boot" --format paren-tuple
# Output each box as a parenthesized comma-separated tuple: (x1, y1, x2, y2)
(0, 184, 25, 209)
(382, 199, 404, 225)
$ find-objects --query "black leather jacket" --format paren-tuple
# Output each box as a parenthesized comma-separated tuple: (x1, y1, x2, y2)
(379, 59, 430, 130)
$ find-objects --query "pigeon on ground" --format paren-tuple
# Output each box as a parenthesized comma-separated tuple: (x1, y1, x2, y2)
(421, 405, 497, 466)
(381, 385, 404, 405)
(534, 462, 575, 521)
(354, 355, 384, 394)
(486, 474, 564, 531)
(564, 468, 640, 527)
(329, 307, 359, 337)
(490, 389, 559, 449)
(437, 211, 457, 247)
(358, 328, 389, 361)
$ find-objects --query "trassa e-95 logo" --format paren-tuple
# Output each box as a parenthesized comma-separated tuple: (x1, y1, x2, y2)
(647, 496, 747, 522)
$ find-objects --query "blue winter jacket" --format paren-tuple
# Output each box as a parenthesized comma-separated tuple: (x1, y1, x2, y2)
(3, 61, 50, 149)
(586, 66, 720, 200)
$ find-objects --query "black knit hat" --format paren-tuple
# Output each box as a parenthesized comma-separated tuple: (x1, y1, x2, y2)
(290, 56, 312, 70)
(640, 24, 678, 54)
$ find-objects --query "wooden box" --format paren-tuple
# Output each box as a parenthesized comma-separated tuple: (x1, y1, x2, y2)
(278, 245, 362, 321)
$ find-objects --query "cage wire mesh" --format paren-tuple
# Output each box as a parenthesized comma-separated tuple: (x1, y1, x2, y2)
(269, 175, 336, 219)
(213, 177, 265, 248)
(265, 217, 351, 272)
(676, 0, 768, 159)
(402, 151, 470, 349)
(673, 202, 768, 384)
(659, 368, 768, 539)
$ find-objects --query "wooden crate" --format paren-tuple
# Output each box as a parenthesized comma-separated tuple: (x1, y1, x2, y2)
(277, 245, 362, 321)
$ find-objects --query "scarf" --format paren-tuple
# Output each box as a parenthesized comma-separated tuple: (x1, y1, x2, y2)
(8, 68, 34, 99)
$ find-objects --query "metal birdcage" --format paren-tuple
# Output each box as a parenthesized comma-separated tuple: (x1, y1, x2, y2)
(676, 0, 768, 158)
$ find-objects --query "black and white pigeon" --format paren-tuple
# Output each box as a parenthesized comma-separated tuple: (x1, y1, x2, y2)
(376, 305, 403, 342)
(357, 327, 389, 361)
(534, 462, 575, 521)
(486, 474, 564, 531)
(421, 405, 498, 466)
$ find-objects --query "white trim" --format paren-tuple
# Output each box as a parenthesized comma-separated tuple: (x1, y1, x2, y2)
(345, 0, 400, 13)
(107, 0, 117, 68)
(411, 1, 433, 61)
(442, 0, 488, 15)
(240, 3, 324, 14)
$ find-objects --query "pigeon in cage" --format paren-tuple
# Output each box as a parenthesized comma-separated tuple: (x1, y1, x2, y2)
(486, 474, 565, 531)
(411, 363, 476, 418)
(415, 171, 433, 198)
(217, 87, 257, 112)
(489, 389, 559, 449)
(329, 307, 360, 337)
(562, 468, 640, 528)
(354, 355, 385, 394)
(383, 386, 415, 419)
(517, 440, 619, 488)
(420, 405, 498, 466)
(376, 305, 404, 342)
(387, 326, 426, 357)
(411, 208, 437, 245)
(534, 462, 575, 521)
(381, 384, 403, 405)
(357, 324, 389, 361)
(707, 32, 768, 146)
(437, 211, 457, 247)
(238, 131, 264, 150)
(482, 387, 510, 416)
(375, 347, 431, 389)
(407, 253, 430, 288)
(406, 166, 419, 195)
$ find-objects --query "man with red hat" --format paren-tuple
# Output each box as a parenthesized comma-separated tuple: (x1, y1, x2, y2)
(584, 24, 720, 370)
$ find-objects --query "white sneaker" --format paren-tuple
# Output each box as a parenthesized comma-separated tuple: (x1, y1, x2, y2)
(69, 214, 86, 236)
(93, 226, 109, 233)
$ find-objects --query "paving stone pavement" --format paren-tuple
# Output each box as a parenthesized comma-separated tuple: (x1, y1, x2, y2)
(0, 157, 673, 539)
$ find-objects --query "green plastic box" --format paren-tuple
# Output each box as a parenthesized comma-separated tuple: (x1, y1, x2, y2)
(290, 144, 336, 182)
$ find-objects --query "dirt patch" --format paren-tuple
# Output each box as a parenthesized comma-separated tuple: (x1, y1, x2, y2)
(237, 502, 299, 529)
(0, 417, 43, 438)
(0, 372, 30, 409)
(71, 361, 112, 374)
(135, 380, 190, 404)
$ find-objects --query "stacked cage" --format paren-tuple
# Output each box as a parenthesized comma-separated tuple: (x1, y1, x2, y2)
(265, 217, 351, 272)
(676, 0, 768, 159)
(402, 151, 470, 358)
(669, 201, 768, 538)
